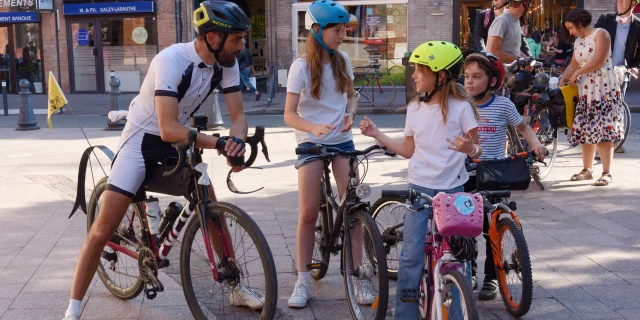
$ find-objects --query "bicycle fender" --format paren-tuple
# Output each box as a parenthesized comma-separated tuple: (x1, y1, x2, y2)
(348, 202, 370, 214)
(69, 145, 115, 219)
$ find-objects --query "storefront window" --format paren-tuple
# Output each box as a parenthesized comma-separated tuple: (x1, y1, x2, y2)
(458, 1, 491, 51)
(13, 23, 42, 92)
(101, 16, 157, 92)
(0, 27, 10, 91)
(295, 3, 408, 85)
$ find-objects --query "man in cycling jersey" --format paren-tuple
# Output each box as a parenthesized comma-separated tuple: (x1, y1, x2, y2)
(63, 2, 263, 319)
(473, 0, 530, 58)
(487, 0, 530, 63)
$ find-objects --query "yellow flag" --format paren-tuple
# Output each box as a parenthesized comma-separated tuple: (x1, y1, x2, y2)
(47, 71, 68, 130)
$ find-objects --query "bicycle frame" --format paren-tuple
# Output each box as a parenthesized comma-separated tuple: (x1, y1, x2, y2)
(104, 146, 234, 285)
(319, 156, 362, 259)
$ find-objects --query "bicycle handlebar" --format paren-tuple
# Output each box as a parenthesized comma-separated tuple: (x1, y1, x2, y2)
(163, 126, 271, 178)
(164, 130, 197, 178)
(295, 144, 386, 157)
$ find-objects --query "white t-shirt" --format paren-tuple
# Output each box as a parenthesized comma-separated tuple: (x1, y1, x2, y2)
(404, 98, 479, 190)
(476, 95, 523, 160)
(125, 40, 240, 137)
(286, 51, 354, 145)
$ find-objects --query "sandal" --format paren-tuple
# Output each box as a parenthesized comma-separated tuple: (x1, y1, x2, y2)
(570, 169, 593, 181)
(595, 173, 612, 186)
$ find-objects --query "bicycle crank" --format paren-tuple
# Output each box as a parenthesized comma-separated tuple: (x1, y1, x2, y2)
(138, 247, 164, 299)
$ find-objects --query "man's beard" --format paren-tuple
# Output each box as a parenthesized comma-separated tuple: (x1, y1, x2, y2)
(218, 50, 239, 67)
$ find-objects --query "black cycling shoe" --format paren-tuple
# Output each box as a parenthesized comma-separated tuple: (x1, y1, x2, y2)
(478, 280, 498, 300)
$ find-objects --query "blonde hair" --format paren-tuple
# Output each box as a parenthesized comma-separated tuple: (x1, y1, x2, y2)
(412, 64, 480, 124)
(305, 25, 353, 100)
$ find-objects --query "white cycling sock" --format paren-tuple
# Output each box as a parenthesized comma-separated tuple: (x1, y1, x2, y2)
(297, 271, 311, 284)
(66, 299, 81, 316)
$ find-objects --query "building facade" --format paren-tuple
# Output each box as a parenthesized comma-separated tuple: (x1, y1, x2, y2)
(267, 0, 595, 74)
(8, 0, 612, 94)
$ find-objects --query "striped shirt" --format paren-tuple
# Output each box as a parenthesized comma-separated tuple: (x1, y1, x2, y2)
(476, 95, 523, 160)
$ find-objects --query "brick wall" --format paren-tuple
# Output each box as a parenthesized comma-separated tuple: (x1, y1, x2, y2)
(408, 0, 454, 51)
(266, 0, 292, 69)
(157, 0, 177, 50)
(41, 0, 70, 93)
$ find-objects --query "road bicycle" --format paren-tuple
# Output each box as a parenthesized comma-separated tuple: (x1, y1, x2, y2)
(70, 124, 277, 319)
(353, 59, 398, 107)
(380, 188, 480, 320)
(295, 144, 391, 319)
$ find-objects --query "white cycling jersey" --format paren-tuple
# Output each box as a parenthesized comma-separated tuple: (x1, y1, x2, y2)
(124, 39, 240, 138)
(107, 40, 241, 198)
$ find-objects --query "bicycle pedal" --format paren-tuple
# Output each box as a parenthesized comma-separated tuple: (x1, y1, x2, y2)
(306, 262, 326, 270)
(399, 289, 420, 303)
(144, 284, 158, 300)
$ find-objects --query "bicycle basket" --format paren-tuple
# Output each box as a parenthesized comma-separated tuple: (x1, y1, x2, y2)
(433, 192, 483, 238)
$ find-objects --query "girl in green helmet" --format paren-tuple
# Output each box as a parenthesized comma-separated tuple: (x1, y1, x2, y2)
(360, 41, 482, 319)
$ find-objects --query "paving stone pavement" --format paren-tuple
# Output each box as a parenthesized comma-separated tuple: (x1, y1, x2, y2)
(1, 118, 640, 319)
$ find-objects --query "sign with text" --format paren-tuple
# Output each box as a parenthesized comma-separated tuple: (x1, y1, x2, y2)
(63, 1, 154, 15)
(0, 0, 36, 11)
(37, 0, 52, 11)
(0, 11, 37, 23)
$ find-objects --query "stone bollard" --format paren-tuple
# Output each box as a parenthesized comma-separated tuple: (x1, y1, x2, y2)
(105, 75, 125, 131)
(16, 79, 39, 131)
(207, 88, 224, 129)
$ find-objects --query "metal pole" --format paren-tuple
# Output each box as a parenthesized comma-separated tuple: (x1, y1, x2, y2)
(105, 73, 125, 131)
(207, 88, 224, 129)
(54, 5, 63, 114)
(16, 79, 39, 130)
(176, 0, 182, 43)
(2, 80, 7, 116)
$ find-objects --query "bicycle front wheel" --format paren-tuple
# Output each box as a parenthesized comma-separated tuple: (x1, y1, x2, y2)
(180, 202, 278, 320)
(614, 101, 630, 152)
(343, 209, 389, 320)
(87, 177, 145, 300)
(359, 76, 397, 107)
(371, 196, 405, 280)
(495, 217, 533, 317)
(430, 269, 479, 320)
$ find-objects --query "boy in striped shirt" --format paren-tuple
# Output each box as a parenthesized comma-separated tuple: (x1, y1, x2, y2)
(462, 51, 545, 300)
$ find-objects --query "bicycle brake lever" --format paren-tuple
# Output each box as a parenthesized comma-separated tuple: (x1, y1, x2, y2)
(260, 139, 270, 162)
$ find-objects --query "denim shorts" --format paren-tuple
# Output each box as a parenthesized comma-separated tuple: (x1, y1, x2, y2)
(295, 140, 356, 169)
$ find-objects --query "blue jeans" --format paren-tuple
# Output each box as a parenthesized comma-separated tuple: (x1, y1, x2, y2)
(239, 68, 256, 92)
(394, 183, 464, 319)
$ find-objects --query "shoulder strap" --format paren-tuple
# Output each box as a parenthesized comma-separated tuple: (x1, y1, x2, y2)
(484, 9, 491, 28)
(188, 63, 224, 120)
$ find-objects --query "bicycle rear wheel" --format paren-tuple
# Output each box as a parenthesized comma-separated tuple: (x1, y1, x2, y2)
(495, 217, 533, 317)
(430, 269, 479, 320)
(370, 196, 405, 280)
(614, 101, 630, 152)
(87, 177, 145, 300)
(359, 76, 397, 107)
(343, 209, 389, 320)
(180, 202, 278, 320)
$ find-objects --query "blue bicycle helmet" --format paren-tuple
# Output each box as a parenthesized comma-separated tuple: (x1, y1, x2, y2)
(305, 0, 350, 55)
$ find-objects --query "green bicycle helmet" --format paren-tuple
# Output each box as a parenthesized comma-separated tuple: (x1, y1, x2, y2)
(409, 41, 464, 102)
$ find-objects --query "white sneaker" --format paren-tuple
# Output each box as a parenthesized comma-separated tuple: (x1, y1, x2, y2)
(62, 314, 78, 320)
(229, 283, 265, 310)
(288, 280, 311, 308)
(355, 284, 377, 305)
